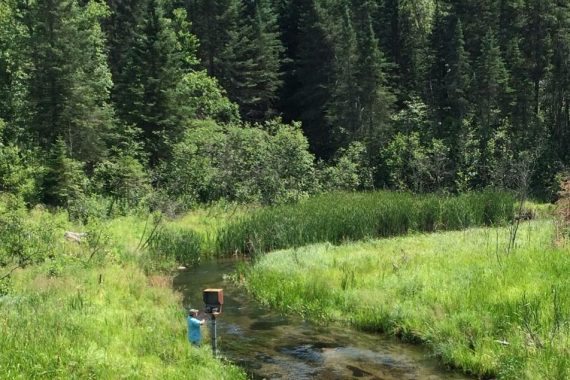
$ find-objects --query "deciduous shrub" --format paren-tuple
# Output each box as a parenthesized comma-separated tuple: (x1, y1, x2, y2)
(165, 119, 317, 208)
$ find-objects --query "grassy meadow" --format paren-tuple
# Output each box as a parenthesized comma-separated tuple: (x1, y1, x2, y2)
(1, 262, 245, 379)
(0, 203, 246, 380)
(0, 190, 535, 379)
(242, 220, 570, 379)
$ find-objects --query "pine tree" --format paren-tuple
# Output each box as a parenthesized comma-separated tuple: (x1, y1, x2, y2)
(0, 0, 29, 141)
(544, 2, 570, 163)
(247, 0, 285, 120)
(113, 0, 191, 165)
(473, 29, 510, 186)
(105, 0, 146, 83)
(426, 2, 452, 127)
(185, 0, 234, 77)
(283, 0, 335, 158)
(326, 4, 360, 150)
(218, 0, 284, 122)
(522, 0, 555, 115)
(353, 0, 394, 145)
(474, 29, 510, 141)
(443, 18, 471, 142)
(451, 0, 501, 57)
(26, 0, 114, 164)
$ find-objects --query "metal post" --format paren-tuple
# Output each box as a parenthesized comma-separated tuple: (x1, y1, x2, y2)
(211, 314, 217, 356)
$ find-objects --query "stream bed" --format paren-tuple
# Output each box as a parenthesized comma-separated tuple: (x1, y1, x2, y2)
(173, 260, 470, 380)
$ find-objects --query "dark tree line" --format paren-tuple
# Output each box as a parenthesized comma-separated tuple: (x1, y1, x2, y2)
(1, 0, 569, 213)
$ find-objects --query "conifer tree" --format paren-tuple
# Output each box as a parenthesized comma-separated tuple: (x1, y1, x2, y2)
(474, 29, 510, 141)
(0, 0, 29, 141)
(326, 4, 360, 150)
(27, 0, 114, 164)
(218, 0, 284, 122)
(353, 1, 394, 145)
(473, 29, 510, 186)
(443, 18, 471, 143)
(114, 0, 192, 165)
(185, 0, 234, 76)
(544, 2, 570, 162)
(285, 0, 335, 158)
(426, 3, 451, 126)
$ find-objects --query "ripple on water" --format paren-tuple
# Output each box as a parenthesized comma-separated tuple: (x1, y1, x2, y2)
(280, 344, 324, 363)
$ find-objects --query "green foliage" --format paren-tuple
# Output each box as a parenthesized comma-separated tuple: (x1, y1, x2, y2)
(0, 120, 43, 203)
(0, 195, 60, 273)
(217, 190, 515, 255)
(218, 0, 285, 121)
(93, 154, 151, 214)
(383, 132, 451, 193)
(173, 71, 239, 123)
(165, 119, 317, 207)
(26, 0, 115, 164)
(319, 141, 374, 191)
(42, 139, 89, 213)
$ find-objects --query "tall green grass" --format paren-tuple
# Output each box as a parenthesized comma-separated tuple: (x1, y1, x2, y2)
(147, 226, 203, 267)
(217, 191, 515, 255)
(0, 262, 245, 379)
(243, 221, 570, 379)
(0, 201, 246, 379)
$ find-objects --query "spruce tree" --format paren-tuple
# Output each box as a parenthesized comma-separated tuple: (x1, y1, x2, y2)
(353, 1, 394, 145)
(218, 0, 284, 122)
(114, 0, 191, 165)
(474, 29, 510, 141)
(247, 0, 285, 120)
(473, 29, 510, 186)
(544, 2, 570, 162)
(0, 0, 29, 141)
(185, 0, 234, 76)
(285, 0, 335, 158)
(326, 4, 360, 150)
(426, 2, 451, 127)
(443, 18, 471, 143)
(26, 0, 114, 164)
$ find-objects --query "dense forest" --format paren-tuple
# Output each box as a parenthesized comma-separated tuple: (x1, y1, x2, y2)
(1, 0, 569, 217)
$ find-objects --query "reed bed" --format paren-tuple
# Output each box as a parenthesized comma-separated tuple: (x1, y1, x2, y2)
(217, 191, 515, 255)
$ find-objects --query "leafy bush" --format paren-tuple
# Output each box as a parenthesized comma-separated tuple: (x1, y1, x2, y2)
(0, 195, 60, 276)
(0, 120, 43, 203)
(165, 119, 317, 207)
(174, 71, 239, 123)
(383, 132, 451, 193)
(93, 154, 151, 215)
(319, 141, 374, 191)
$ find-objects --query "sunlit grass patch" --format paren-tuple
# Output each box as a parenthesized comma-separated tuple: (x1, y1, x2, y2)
(244, 221, 570, 379)
(0, 262, 245, 379)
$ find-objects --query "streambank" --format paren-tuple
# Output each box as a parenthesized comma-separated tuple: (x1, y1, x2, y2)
(0, 261, 246, 379)
(242, 221, 570, 379)
(174, 260, 469, 380)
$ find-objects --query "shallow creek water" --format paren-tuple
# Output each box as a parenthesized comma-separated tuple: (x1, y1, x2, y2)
(173, 260, 470, 380)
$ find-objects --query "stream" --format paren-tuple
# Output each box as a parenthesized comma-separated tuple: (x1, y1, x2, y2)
(173, 260, 470, 380)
